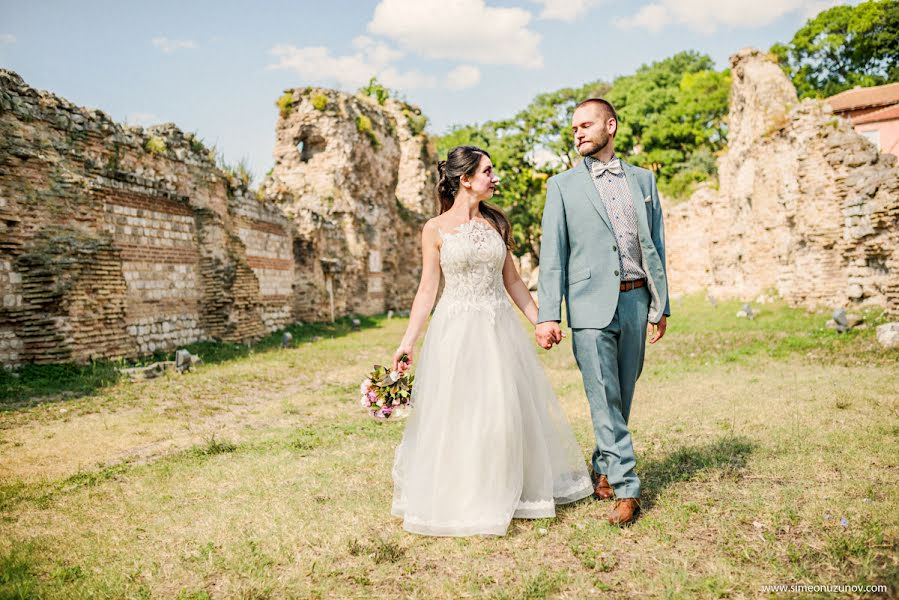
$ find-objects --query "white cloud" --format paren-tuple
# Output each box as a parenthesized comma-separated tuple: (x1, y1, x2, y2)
(614, 0, 851, 34)
(614, 3, 668, 33)
(0, 34, 16, 45)
(799, 0, 845, 19)
(368, 0, 543, 69)
(126, 112, 161, 127)
(352, 35, 403, 67)
(151, 37, 197, 53)
(446, 65, 481, 90)
(533, 0, 599, 21)
(266, 37, 436, 91)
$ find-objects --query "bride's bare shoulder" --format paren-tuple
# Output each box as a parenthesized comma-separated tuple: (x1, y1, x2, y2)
(421, 217, 444, 244)
(423, 215, 456, 236)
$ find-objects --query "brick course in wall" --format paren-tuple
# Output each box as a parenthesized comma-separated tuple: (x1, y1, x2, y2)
(665, 49, 899, 315)
(0, 70, 283, 365)
(0, 70, 436, 366)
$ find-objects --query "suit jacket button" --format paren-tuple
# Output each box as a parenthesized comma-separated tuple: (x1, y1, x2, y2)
(612, 246, 617, 252)
(614, 270, 619, 276)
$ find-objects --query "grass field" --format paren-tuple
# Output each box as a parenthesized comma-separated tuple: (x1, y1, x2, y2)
(1, 295, 897, 599)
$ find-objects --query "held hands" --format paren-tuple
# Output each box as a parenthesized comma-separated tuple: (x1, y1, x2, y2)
(535, 321, 565, 350)
(648, 315, 667, 344)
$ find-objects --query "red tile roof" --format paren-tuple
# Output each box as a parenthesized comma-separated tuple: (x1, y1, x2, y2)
(826, 82, 899, 112)
(853, 103, 899, 124)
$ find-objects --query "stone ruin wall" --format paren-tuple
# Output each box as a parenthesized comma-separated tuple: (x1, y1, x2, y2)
(0, 71, 436, 367)
(665, 49, 899, 316)
(261, 88, 435, 323)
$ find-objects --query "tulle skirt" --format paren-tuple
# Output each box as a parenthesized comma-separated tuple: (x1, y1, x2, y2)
(391, 301, 593, 537)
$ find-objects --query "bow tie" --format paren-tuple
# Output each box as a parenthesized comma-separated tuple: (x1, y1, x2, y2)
(591, 158, 623, 177)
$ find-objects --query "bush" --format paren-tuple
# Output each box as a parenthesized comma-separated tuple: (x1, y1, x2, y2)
(356, 114, 380, 148)
(359, 76, 390, 105)
(355, 114, 372, 134)
(187, 133, 206, 154)
(660, 169, 708, 200)
(403, 108, 428, 136)
(144, 136, 167, 155)
(311, 93, 328, 111)
(276, 92, 295, 119)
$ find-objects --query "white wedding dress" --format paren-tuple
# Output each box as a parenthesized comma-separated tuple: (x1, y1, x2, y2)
(391, 219, 593, 536)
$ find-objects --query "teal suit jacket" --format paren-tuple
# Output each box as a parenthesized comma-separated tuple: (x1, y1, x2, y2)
(537, 159, 670, 329)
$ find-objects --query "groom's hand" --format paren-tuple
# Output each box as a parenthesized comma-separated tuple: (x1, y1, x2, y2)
(648, 315, 667, 344)
(536, 321, 564, 350)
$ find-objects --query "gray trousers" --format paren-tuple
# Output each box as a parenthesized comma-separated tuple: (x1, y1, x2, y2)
(571, 286, 649, 499)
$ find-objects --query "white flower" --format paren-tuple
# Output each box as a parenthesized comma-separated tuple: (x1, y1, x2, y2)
(360, 379, 372, 394)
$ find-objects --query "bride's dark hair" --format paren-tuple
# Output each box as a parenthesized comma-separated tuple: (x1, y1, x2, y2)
(437, 145, 512, 249)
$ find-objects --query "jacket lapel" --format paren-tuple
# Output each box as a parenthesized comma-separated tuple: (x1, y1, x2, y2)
(574, 160, 613, 234)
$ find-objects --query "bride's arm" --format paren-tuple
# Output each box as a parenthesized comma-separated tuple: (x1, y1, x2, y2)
(393, 220, 441, 371)
(502, 251, 538, 326)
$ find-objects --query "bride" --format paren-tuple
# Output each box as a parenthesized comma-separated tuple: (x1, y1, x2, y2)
(390, 145, 593, 537)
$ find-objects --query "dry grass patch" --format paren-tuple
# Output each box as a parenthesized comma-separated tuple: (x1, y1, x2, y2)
(1, 296, 897, 598)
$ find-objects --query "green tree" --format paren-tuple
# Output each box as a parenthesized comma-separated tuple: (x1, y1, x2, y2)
(436, 50, 732, 261)
(606, 51, 730, 196)
(436, 81, 606, 260)
(771, 0, 899, 98)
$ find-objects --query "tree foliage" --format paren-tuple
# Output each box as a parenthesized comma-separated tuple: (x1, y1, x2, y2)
(437, 81, 606, 260)
(771, 0, 899, 98)
(606, 51, 730, 195)
(435, 51, 731, 259)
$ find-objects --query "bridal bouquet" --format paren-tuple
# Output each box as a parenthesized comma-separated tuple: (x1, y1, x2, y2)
(359, 359, 414, 421)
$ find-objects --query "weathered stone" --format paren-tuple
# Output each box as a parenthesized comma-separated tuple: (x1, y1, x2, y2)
(876, 322, 899, 349)
(0, 71, 436, 367)
(666, 49, 899, 317)
(259, 88, 434, 322)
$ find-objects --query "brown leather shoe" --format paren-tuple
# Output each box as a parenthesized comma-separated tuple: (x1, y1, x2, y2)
(607, 498, 640, 526)
(593, 474, 614, 500)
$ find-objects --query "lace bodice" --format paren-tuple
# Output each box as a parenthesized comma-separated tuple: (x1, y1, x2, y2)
(435, 219, 510, 323)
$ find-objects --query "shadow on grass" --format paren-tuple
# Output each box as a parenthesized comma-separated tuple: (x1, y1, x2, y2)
(0, 314, 384, 408)
(639, 435, 755, 510)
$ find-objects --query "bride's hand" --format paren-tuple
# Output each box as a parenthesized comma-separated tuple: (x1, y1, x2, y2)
(393, 346, 413, 373)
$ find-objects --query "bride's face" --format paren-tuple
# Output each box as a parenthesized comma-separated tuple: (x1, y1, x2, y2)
(462, 155, 500, 201)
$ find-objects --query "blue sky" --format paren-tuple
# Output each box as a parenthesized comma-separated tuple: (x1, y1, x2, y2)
(0, 0, 850, 180)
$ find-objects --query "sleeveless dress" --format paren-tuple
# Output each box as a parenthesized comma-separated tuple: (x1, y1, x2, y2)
(391, 219, 593, 537)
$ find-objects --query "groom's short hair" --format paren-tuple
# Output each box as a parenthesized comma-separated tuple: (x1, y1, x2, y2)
(575, 98, 618, 128)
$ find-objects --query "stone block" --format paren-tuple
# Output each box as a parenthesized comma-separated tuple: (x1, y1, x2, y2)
(876, 323, 899, 349)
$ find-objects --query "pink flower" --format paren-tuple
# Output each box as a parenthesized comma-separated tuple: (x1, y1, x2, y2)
(360, 379, 372, 395)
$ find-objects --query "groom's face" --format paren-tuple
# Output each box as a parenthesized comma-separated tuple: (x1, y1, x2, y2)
(572, 104, 615, 157)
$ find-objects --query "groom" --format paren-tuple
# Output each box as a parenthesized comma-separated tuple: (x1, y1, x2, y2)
(535, 98, 669, 526)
